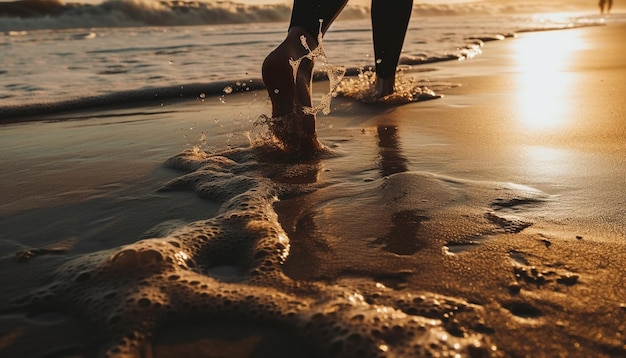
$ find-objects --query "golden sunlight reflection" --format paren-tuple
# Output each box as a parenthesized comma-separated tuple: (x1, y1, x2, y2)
(513, 30, 587, 132)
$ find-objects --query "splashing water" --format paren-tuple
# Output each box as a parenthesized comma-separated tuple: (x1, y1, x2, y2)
(190, 131, 208, 154)
(289, 20, 347, 116)
(287, 20, 438, 107)
(254, 19, 348, 153)
(335, 70, 441, 104)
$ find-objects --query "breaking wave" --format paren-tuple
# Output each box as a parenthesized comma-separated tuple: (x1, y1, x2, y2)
(0, 0, 601, 31)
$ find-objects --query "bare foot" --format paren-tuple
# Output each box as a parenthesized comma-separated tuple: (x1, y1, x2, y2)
(262, 27, 322, 155)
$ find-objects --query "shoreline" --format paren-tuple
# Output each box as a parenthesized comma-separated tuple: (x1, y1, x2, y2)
(0, 19, 608, 123)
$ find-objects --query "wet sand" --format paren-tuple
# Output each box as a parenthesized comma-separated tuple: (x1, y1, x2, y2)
(0, 23, 625, 357)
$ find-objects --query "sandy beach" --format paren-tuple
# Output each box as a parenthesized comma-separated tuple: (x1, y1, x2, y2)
(0, 22, 624, 357)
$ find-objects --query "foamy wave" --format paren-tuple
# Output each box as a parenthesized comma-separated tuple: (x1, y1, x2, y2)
(0, 0, 599, 31)
(0, 0, 296, 31)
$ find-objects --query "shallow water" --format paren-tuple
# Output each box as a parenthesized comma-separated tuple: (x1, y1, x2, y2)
(1, 11, 617, 118)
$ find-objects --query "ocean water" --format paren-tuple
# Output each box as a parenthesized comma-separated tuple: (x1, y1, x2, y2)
(1, 0, 618, 118)
(1, 2, 626, 357)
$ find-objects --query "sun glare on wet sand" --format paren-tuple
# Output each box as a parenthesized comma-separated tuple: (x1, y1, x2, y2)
(513, 28, 588, 132)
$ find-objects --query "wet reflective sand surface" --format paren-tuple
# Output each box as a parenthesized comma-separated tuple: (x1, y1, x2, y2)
(0, 23, 624, 358)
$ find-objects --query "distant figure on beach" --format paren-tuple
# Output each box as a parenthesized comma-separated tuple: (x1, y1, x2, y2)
(599, 0, 613, 13)
(262, 0, 413, 154)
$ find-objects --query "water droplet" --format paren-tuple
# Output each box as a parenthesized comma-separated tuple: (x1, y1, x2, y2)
(223, 86, 233, 94)
(273, 89, 280, 94)
(199, 93, 206, 99)
(376, 58, 382, 64)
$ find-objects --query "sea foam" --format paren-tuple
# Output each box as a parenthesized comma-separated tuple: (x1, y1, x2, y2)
(0, 137, 556, 356)
(0, 0, 597, 31)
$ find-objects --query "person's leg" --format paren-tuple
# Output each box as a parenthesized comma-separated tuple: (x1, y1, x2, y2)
(371, 0, 413, 97)
(262, 27, 316, 119)
(262, 0, 348, 153)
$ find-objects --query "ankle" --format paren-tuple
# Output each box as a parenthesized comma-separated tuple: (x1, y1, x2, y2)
(375, 76, 395, 98)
